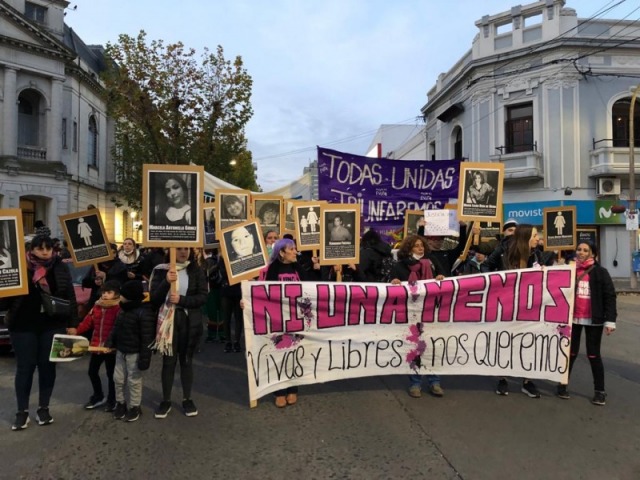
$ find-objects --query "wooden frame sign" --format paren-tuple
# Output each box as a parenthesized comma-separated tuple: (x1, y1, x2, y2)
(143, 164, 204, 248)
(215, 188, 251, 233)
(203, 203, 218, 248)
(543, 206, 577, 251)
(319, 204, 360, 266)
(457, 162, 504, 222)
(294, 201, 324, 251)
(0, 209, 28, 297)
(59, 209, 114, 267)
(252, 195, 284, 237)
(219, 220, 268, 286)
(404, 210, 425, 237)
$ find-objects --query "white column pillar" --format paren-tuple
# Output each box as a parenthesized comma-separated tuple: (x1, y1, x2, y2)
(48, 78, 63, 161)
(3, 67, 18, 157)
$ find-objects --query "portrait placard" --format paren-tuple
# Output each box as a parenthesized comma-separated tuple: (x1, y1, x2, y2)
(543, 206, 577, 251)
(203, 203, 218, 248)
(404, 210, 425, 237)
(319, 204, 360, 266)
(294, 201, 324, 251)
(252, 195, 284, 236)
(59, 209, 114, 267)
(457, 162, 504, 222)
(219, 220, 268, 285)
(215, 188, 251, 233)
(143, 164, 204, 247)
(479, 221, 501, 241)
(284, 199, 298, 233)
(0, 209, 28, 297)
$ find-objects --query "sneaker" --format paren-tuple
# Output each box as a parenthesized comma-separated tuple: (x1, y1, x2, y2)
(556, 384, 570, 400)
(36, 407, 53, 425)
(408, 385, 422, 398)
(496, 378, 509, 396)
(154, 401, 172, 419)
(182, 399, 198, 417)
(12, 411, 29, 431)
(591, 391, 607, 406)
(223, 342, 232, 353)
(104, 401, 116, 412)
(521, 381, 541, 398)
(429, 383, 445, 397)
(125, 406, 141, 422)
(84, 395, 106, 410)
(113, 402, 127, 420)
(233, 342, 242, 353)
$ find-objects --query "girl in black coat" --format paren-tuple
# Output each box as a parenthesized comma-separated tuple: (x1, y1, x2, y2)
(150, 247, 207, 419)
(556, 241, 616, 405)
(5, 235, 78, 430)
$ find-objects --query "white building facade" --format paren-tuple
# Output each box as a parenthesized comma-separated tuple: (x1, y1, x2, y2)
(414, 0, 640, 278)
(0, 0, 135, 243)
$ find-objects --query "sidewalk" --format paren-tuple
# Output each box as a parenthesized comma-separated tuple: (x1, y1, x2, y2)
(613, 277, 640, 294)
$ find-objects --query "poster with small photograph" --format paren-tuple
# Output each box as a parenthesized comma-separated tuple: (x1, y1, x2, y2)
(219, 220, 268, 285)
(215, 188, 251, 233)
(253, 195, 284, 237)
(284, 199, 298, 233)
(543, 206, 576, 251)
(203, 203, 218, 248)
(457, 162, 504, 222)
(319, 204, 360, 266)
(143, 164, 204, 247)
(479, 221, 501, 241)
(0, 209, 28, 296)
(404, 210, 425, 237)
(59, 209, 113, 267)
(294, 201, 324, 251)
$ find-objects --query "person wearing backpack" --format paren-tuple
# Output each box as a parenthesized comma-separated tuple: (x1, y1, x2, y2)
(359, 229, 394, 282)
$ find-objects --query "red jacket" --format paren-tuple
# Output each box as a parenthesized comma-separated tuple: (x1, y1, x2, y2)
(77, 302, 120, 349)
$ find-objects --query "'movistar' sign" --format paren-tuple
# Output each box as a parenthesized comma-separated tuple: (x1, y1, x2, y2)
(242, 266, 575, 402)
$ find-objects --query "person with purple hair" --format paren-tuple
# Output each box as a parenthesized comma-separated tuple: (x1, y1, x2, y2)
(257, 238, 319, 408)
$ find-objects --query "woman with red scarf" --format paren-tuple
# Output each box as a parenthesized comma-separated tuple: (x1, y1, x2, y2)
(4, 234, 78, 430)
(556, 241, 616, 405)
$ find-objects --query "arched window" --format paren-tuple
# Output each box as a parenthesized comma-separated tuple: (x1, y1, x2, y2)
(88, 116, 98, 167)
(452, 126, 463, 159)
(612, 98, 640, 147)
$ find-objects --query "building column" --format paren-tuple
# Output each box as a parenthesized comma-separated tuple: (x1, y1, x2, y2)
(47, 78, 64, 162)
(3, 67, 18, 157)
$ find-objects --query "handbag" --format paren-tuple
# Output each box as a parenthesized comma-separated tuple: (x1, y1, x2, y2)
(39, 290, 72, 318)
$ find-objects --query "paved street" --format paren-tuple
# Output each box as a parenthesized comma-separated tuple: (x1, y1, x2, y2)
(1, 295, 640, 480)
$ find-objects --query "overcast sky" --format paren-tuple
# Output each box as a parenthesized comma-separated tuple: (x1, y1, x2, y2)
(65, 0, 628, 191)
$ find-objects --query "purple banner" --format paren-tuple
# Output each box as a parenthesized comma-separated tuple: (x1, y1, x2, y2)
(317, 147, 460, 239)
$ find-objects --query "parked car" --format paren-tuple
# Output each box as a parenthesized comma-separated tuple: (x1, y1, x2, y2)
(0, 262, 92, 349)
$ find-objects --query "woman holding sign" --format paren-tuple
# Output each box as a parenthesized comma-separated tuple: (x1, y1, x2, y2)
(4, 234, 78, 430)
(556, 241, 616, 405)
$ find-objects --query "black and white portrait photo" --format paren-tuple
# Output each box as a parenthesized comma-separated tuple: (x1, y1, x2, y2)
(0, 209, 28, 296)
(219, 220, 268, 285)
(59, 209, 112, 266)
(253, 196, 283, 236)
(284, 199, 297, 232)
(319, 205, 360, 266)
(458, 162, 504, 222)
(404, 210, 426, 237)
(215, 188, 250, 233)
(143, 164, 204, 247)
(203, 204, 218, 248)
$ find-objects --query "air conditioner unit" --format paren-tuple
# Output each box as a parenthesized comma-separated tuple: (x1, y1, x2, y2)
(596, 177, 621, 196)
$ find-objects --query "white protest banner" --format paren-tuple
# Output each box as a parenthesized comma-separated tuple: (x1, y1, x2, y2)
(242, 266, 575, 402)
(423, 209, 458, 236)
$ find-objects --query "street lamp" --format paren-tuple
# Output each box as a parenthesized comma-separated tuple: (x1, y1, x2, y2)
(629, 85, 639, 288)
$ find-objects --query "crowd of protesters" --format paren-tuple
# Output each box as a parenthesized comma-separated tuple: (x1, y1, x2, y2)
(0, 217, 617, 430)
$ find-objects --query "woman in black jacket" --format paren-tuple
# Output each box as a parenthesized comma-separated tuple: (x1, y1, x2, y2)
(150, 247, 207, 419)
(359, 229, 393, 282)
(5, 234, 78, 430)
(556, 241, 616, 405)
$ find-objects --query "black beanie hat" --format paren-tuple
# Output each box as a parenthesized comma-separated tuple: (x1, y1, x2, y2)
(100, 280, 121, 295)
(120, 280, 144, 303)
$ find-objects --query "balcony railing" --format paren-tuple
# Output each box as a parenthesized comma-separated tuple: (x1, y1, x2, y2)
(593, 137, 640, 149)
(17, 146, 47, 160)
(590, 137, 640, 176)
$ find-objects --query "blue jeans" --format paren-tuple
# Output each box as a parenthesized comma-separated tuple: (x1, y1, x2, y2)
(11, 327, 65, 411)
(409, 374, 441, 388)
